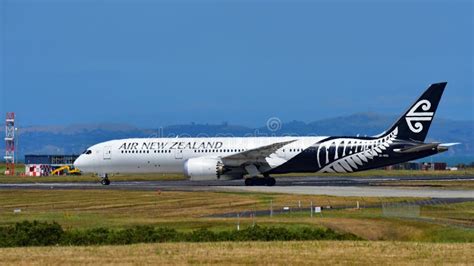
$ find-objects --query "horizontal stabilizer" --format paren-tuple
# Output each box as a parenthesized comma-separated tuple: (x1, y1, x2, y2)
(394, 143, 439, 153)
(394, 142, 460, 154)
(439, 143, 461, 147)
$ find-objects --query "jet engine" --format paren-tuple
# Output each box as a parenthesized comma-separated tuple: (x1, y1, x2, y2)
(184, 158, 228, 181)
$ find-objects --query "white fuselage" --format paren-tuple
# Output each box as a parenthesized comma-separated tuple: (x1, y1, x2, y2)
(72, 82, 450, 185)
(74, 136, 326, 175)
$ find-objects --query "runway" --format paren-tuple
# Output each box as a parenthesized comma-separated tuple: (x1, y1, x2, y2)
(1, 175, 473, 198)
(216, 185, 474, 198)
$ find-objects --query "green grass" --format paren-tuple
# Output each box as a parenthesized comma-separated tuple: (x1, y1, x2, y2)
(0, 164, 25, 176)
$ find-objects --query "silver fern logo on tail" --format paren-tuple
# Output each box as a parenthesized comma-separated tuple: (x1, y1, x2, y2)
(405, 100, 433, 133)
(316, 127, 398, 173)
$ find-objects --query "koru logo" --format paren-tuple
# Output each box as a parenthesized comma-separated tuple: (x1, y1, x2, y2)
(405, 99, 433, 133)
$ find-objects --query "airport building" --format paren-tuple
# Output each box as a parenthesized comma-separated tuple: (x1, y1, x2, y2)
(420, 162, 447, 171)
(384, 162, 448, 171)
(24, 155, 80, 176)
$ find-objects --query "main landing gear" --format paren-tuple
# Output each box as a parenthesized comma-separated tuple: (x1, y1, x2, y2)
(244, 176, 276, 186)
(99, 173, 110, 186)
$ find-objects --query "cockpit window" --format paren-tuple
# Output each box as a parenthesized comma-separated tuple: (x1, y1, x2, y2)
(83, 150, 92, 155)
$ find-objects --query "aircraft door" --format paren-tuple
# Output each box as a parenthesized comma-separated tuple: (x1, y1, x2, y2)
(103, 146, 112, 160)
(174, 149, 183, 160)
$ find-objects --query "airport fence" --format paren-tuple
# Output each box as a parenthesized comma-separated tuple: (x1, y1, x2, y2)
(210, 197, 474, 229)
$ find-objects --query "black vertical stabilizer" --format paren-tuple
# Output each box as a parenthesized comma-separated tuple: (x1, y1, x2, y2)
(386, 82, 447, 142)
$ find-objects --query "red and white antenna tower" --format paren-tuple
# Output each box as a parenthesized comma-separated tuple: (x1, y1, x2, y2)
(4, 112, 15, 175)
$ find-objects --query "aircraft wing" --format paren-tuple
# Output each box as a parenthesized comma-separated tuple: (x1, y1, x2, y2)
(221, 139, 296, 167)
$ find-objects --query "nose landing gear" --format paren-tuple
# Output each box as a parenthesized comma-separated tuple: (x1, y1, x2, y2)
(99, 173, 110, 185)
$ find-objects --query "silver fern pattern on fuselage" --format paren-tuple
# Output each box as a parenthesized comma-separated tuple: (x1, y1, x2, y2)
(316, 127, 399, 173)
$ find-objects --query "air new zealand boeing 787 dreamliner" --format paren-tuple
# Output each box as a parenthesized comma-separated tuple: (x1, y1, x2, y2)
(74, 82, 457, 186)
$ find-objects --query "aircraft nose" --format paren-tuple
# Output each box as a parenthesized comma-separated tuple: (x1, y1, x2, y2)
(73, 155, 84, 170)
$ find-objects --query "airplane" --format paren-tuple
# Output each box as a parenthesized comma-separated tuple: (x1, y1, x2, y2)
(74, 82, 458, 186)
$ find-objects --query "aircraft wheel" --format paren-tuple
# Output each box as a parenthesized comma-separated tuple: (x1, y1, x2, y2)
(101, 178, 110, 186)
(266, 177, 276, 186)
(244, 178, 253, 186)
(252, 177, 265, 186)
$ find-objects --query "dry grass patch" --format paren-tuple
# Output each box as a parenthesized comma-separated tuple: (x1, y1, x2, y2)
(319, 217, 426, 241)
(0, 190, 412, 229)
(0, 241, 472, 265)
(0, 190, 264, 228)
(249, 216, 426, 241)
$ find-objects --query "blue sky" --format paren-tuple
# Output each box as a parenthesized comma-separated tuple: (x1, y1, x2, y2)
(1, 0, 472, 127)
